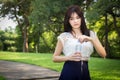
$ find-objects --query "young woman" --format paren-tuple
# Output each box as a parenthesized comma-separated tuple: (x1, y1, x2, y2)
(53, 5, 106, 80)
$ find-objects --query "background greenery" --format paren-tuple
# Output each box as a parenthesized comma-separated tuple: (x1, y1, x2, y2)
(0, 1, 120, 80)
(0, 52, 120, 80)
(0, 0, 120, 58)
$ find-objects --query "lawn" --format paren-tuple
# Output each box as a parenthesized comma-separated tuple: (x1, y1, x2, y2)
(0, 76, 5, 80)
(0, 51, 120, 80)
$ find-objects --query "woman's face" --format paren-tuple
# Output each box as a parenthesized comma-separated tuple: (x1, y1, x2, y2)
(69, 12, 81, 29)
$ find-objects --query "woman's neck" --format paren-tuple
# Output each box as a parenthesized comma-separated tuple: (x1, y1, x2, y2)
(72, 28, 82, 38)
(72, 28, 82, 34)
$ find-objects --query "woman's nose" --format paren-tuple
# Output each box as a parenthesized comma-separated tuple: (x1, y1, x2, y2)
(74, 19, 78, 22)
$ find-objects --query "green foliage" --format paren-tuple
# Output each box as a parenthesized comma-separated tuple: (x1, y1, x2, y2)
(0, 29, 17, 52)
(0, 0, 95, 53)
(0, 0, 34, 52)
(86, 0, 120, 23)
(1, 0, 119, 58)
(29, 0, 87, 53)
(39, 31, 55, 52)
(86, 0, 120, 58)
(14, 26, 23, 52)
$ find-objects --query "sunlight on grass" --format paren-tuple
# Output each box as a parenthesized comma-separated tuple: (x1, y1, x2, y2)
(91, 71, 120, 80)
(0, 51, 120, 80)
(0, 76, 5, 80)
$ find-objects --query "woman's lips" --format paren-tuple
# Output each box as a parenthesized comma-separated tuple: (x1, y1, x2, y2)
(74, 24, 79, 26)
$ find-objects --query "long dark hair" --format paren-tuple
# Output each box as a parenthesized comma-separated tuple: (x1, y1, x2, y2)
(64, 5, 90, 36)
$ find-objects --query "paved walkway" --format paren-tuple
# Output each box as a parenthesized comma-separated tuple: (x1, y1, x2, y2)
(0, 60, 60, 80)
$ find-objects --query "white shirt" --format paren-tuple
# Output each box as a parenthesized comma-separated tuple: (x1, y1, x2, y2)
(57, 31, 96, 60)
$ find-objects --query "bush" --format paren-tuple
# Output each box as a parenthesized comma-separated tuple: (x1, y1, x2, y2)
(7, 46, 17, 52)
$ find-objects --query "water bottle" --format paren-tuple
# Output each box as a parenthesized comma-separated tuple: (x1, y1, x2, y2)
(75, 40, 82, 53)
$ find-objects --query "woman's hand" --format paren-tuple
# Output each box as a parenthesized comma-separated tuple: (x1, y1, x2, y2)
(78, 35, 92, 43)
(67, 52, 81, 61)
(78, 34, 106, 58)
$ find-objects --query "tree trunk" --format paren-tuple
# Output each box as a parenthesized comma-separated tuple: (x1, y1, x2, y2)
(105, 13, 110, 57)
(22, 14, 29, 52)
(23, 26, 28, 52)
(37, 31, 40, 53)
(112, 15, 120, 37)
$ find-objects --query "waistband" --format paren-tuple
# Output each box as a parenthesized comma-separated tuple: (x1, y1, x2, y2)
(66, 60, 88, 63)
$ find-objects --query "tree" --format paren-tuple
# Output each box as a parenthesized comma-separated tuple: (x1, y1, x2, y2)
(0, 0, 33, 52)
(86, 0, 120, 58)
(0, 30, 4, 50)
(29, 0, 93, 53)
(0, 28, 17, 51)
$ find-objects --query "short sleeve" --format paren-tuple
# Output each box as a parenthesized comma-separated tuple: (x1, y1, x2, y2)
(57, 33, 66, 46)
(90, 30, 97, 39)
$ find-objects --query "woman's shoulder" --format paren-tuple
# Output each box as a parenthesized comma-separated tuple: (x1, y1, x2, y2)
(89, 30, 95, 33)
(58, 32, 72, 40)
(89, 30, 97, 38)
(57, 32, 71, 45)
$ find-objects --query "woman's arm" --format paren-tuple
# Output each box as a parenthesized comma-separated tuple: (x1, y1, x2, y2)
(53, 40, 81, 62)
(52, 40, 68, 62)
(91, 36, 106, 58)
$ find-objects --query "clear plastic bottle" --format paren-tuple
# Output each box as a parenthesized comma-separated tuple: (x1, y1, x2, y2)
(75, 40, 82, 53)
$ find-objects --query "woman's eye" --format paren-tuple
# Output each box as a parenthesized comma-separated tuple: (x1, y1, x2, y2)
(77, 17, 80, 19)
(70, 18, 73, 20)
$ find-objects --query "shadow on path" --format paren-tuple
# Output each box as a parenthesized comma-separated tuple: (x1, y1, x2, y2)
(0, 60, 60, 80)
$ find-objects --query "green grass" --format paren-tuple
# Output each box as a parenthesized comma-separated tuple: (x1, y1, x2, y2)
(0, 76, 5, 80)
(0, 51, 120, 80)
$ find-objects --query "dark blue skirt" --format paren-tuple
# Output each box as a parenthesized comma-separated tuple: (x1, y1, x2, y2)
(59, 61, 91, 80)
